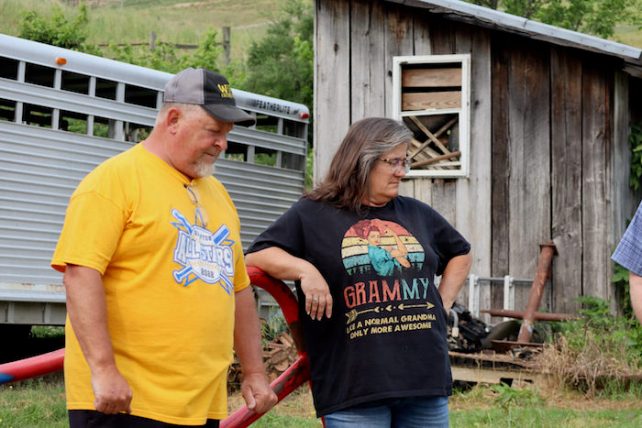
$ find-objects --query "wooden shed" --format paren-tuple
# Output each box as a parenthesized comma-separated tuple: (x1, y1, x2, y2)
(313, 0, 642, 316)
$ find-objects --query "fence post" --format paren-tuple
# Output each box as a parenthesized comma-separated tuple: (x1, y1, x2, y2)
(223, 26, 231, 65)
(149, 31, 157, 51)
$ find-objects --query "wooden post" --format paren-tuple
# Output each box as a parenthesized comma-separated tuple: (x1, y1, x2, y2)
(149, 32, 157, 51)
(223, 26, 231, 65)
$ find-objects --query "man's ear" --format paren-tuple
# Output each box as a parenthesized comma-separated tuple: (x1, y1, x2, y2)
(165, 107, 181, 133)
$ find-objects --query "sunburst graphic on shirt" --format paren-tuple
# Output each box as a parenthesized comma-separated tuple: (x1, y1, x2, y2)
(170, 209, 235, 294)
(341, 219, 425, 276)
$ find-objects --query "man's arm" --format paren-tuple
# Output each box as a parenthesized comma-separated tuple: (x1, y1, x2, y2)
(437, 253, 473, 311)
(630, 272, 642, 324)
(63, 264, 132, 414)
(234, 287, 277, 414)
(245, 247, 333, 320)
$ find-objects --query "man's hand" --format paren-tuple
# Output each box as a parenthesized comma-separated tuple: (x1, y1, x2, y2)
(91, 366, 132, 414)
(241, 372, 277, 414)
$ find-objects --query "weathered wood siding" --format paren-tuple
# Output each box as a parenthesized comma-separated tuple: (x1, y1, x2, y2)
(315, 0, 633, 315)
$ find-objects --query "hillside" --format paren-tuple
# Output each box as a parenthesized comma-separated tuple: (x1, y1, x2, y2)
(0, 0, 293, 61)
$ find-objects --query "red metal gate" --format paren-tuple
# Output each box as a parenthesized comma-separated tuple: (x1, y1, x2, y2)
(0, 267, 310, 428)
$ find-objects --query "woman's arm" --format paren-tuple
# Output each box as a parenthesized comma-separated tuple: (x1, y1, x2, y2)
(245, 247, 333, 320)
(437, 253, 473, 311)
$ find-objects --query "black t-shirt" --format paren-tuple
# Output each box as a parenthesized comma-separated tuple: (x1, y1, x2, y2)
(247, 196, 471, 416)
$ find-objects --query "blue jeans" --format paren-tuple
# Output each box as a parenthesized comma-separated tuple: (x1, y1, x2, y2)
(322, 396, 449, 428)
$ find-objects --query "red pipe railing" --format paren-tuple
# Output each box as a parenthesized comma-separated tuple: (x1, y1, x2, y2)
(0, 267, 310, 428)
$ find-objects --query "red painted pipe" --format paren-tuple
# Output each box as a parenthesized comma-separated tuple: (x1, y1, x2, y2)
(221, 266, 311, 428)
(0, 348, 64, 384)
(221, 355, 310, 428)
(0, 268, 311, 428)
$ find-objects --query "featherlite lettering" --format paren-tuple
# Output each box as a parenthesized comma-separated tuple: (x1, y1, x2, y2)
(343, 278, 431, 309)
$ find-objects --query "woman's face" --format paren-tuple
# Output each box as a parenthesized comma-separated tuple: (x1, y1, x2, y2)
(362, 143, 409, 207)
(367, 230, 381, 245)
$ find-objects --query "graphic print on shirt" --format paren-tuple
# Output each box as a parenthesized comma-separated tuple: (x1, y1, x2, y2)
(171, 209, 235, 293)
(341, 219, 435, 340)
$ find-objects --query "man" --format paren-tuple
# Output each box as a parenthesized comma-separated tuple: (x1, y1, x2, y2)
(52, 68, 277, 427)
(612, 201, 642, 324)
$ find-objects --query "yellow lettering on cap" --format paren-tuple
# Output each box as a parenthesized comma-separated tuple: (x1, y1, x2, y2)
(217, 83, 233, 98)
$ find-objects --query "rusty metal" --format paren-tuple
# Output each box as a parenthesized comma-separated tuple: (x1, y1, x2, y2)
(517, 242, 557, 343)
(481, 308, 575, 321)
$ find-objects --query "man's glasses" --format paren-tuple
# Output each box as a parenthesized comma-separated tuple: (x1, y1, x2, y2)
(185, 185, 208, 228)
(378, 157, 411, 174)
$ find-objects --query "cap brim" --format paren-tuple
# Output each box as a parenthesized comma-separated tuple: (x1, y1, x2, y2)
(202, 104, 256, 127)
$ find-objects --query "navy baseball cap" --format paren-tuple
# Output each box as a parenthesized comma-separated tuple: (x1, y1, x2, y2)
(163, 68, 256, 126)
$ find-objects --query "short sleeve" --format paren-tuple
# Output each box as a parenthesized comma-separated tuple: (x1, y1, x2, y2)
(612, 202, 642, 276)
(428, 207, 471, 276)
(246, 199, 305, 257)
(51, 191, 128, 274)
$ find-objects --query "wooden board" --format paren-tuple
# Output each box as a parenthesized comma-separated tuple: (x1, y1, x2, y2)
(506, 39, 551, 311)
(490, 34, 511, 289)
(454, 23, 493, 320)
(314, 0, 351, 183)
(581, 61, 613, 303)
(350, 0, 386, 120)
(383, 2, 414, 117)
(402, 68, 462, 87)
(550, 47, 583, 313)
(402, 91, 461, 110)
(451, 365, 545, 386)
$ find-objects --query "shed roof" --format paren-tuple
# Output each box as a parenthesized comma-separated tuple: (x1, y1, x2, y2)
(387, 0, 642, 77)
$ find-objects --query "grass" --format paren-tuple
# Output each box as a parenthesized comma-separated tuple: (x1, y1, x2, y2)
(0, 376, 66, 428)
(0, 0, 294, 61)
(2, 378, 642, 427)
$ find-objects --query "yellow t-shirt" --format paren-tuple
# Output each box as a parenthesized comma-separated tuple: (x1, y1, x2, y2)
(51, 143, 250, 425)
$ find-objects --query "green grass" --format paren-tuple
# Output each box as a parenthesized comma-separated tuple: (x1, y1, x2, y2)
(0, 0, 294, 61)
(2, 380, 642, 427)
(0, 377, 66, 428)
(451, 407, 642, 428)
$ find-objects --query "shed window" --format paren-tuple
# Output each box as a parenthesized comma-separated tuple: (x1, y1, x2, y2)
(392, 54, 471, 178)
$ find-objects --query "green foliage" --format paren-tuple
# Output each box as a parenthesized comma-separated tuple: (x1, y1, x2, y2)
(491, 383, 543, 413)
(18, 4, 100, 54)
(243, 0, 313, 110)
(261, 313, 288, 344)
(466, 0, 642, 38)
(559, 296, 642, 367)
(629, 124, 642, 191)
(29, 326, 64, 339)
(106, 30, 223, 74)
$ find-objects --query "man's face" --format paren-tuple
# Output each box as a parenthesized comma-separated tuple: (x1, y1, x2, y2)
(170, 107, 233, 179)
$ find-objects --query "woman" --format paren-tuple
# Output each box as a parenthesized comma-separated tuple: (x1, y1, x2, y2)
(245, 117, 472, 427)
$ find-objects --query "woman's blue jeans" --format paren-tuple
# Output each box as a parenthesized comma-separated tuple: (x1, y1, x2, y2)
(322, 396, 449, 428)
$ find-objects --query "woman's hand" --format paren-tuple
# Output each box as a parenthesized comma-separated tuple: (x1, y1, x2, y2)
(300, 266, 333, 320)
(245, 247, 333, 321)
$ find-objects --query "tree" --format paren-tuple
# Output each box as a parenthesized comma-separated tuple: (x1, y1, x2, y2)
(243, 0, 313, 111)
(19, 4, 100, 54)
(466, 0, 642, 38)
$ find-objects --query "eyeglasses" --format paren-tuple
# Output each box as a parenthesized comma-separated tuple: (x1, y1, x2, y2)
(185, 184, 208, 228)
(378, 157, 411, 174)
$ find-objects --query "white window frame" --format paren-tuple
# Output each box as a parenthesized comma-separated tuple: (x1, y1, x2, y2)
(392, 54, 471, 178)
